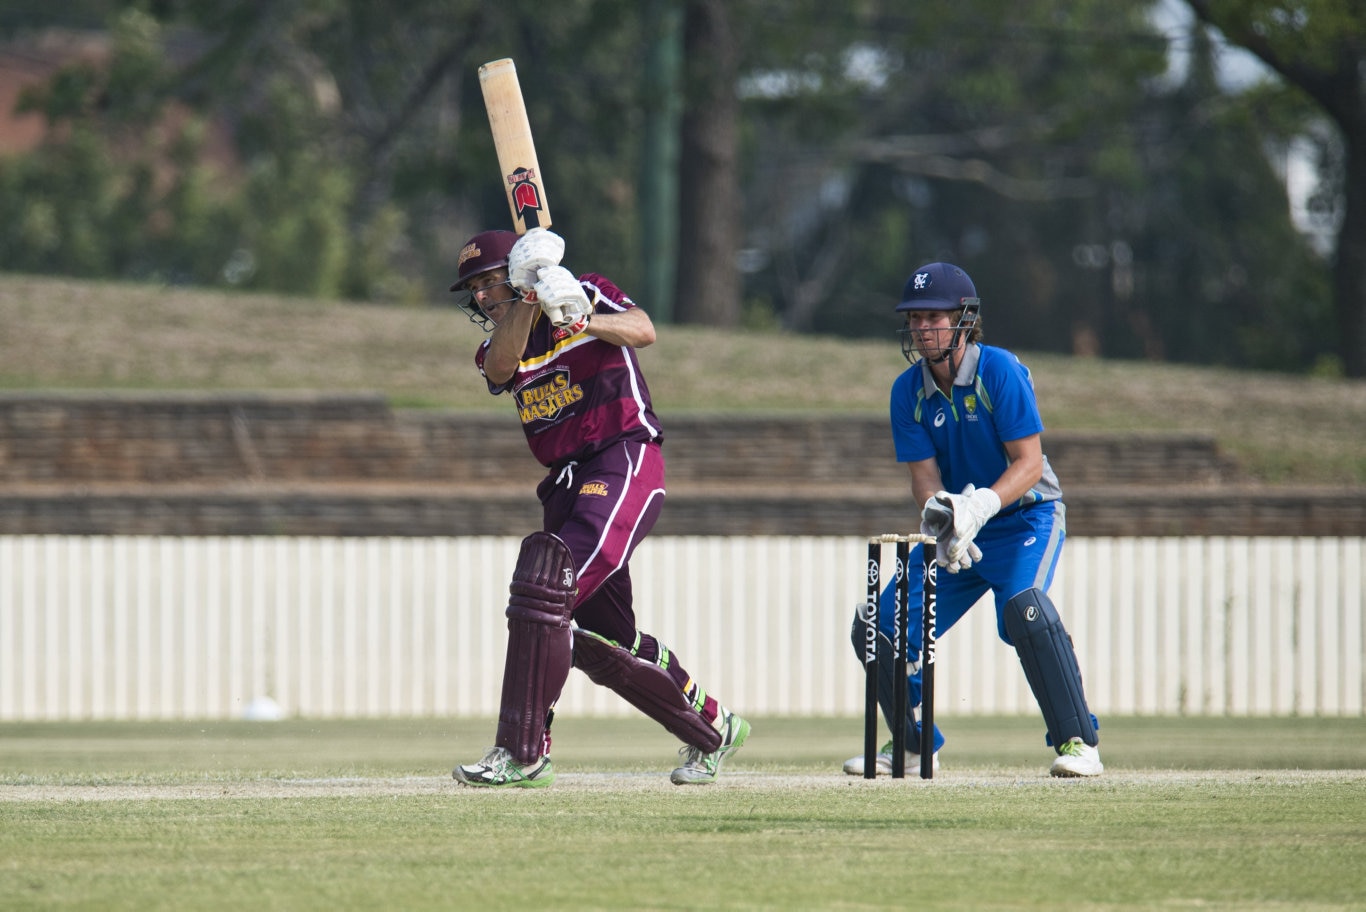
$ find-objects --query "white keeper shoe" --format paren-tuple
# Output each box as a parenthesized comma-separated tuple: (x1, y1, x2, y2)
(843, 740, 939, 776)
(1049, 737, 1104, 777)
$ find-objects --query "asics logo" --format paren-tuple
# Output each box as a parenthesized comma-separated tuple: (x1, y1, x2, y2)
(1024, 536, 1037, 547)
(934, 410, 946, 427)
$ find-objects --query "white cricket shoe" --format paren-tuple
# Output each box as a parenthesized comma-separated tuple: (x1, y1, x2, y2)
(453, 746, 555, 788)
(843, 740, 939, 776)
(1049, 737, 1104, 777)
(670, 712, 751, 785)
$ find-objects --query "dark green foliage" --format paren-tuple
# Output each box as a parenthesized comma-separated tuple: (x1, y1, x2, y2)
(738, 0, 1337, 373)
(0, 0, 1352, 372)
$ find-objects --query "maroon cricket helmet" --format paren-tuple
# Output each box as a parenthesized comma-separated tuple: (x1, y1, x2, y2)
(448, 230, 519, 292)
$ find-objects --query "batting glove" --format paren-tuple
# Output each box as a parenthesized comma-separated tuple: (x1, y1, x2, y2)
(534, 265, 593, 335)
(508, 228, 565, 296)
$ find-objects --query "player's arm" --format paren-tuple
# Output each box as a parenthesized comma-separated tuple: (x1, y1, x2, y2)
(907, 457, 944, 513)
(923, 433, 1043, 514)
(585, 306, 656, 349)
(909, 457, 960, 568)
(482, 298, 539, 385)
(924, 433, 1046, 572)
(992, 433, 1044, 508)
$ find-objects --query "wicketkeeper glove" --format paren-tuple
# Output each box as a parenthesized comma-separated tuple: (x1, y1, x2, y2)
(927, 483, 1000, 573)
(919, 497, 957, 570)
(508, 228, 565, 296)
(533, 265, 593, 335)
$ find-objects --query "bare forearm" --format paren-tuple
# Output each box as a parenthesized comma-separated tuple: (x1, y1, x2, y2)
(988, 456, 1042, 507)
(991, 435, 1044, 506)
(908, 460, 942, 511)
(483, 301, 539, 383)
(908, 442, 1040, 507)
(587, 308, 655, 348)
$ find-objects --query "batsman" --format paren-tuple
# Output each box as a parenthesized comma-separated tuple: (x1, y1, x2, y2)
(845, 262, 1103, 778)
(447, 227, 749, 788)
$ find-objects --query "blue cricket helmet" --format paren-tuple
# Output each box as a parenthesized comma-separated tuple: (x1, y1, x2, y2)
(896, 262, 978, 312)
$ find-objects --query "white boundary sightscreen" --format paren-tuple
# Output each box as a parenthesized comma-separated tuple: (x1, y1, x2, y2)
(1, 536, 1362, 721)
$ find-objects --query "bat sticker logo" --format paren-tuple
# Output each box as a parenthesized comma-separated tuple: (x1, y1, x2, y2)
(508, 167, 544, 226)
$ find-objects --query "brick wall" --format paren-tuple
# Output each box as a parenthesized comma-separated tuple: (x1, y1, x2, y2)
(1, 392, 1358, 537)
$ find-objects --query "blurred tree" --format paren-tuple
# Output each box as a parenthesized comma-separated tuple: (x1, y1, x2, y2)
(0, 0, 109, 34)
(0, 1, 647, 299)
(0, 5, 390, 295)
(0, 0, 1344, 375)
(674, 0, 741, 326)
(735, 1, 1171, 345)
(1122, 23, 1333, 369)
(1184, 0, 1365, 375)
(729, 0, 1335, 373)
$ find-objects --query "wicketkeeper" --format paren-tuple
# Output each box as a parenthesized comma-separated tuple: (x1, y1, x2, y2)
(448, 227, 749, 788)
(846, 262, 1103, 778)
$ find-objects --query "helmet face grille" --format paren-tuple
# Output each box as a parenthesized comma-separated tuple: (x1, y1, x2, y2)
(898, 301, 980, 366)
(452, 289, 496, 332)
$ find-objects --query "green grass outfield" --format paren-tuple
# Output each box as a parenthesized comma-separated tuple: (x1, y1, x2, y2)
(2, 716, 1364, 910)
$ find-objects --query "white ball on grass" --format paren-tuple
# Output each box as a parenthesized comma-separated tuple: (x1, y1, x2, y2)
(243, 696, 285, 721)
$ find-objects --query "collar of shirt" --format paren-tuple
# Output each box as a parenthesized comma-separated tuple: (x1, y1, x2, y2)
(918, 342, 982, 395)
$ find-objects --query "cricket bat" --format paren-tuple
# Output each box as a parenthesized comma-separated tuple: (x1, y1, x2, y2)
(478, 58, 551, 235)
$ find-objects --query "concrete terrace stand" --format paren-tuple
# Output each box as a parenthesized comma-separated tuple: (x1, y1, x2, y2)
(0, 392, 1360, 537)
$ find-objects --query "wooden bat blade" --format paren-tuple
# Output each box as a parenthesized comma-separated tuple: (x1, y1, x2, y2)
(478, 58, 551, 235)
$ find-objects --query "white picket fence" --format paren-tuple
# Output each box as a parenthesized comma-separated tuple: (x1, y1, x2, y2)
(0, 535, 1361, 721)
